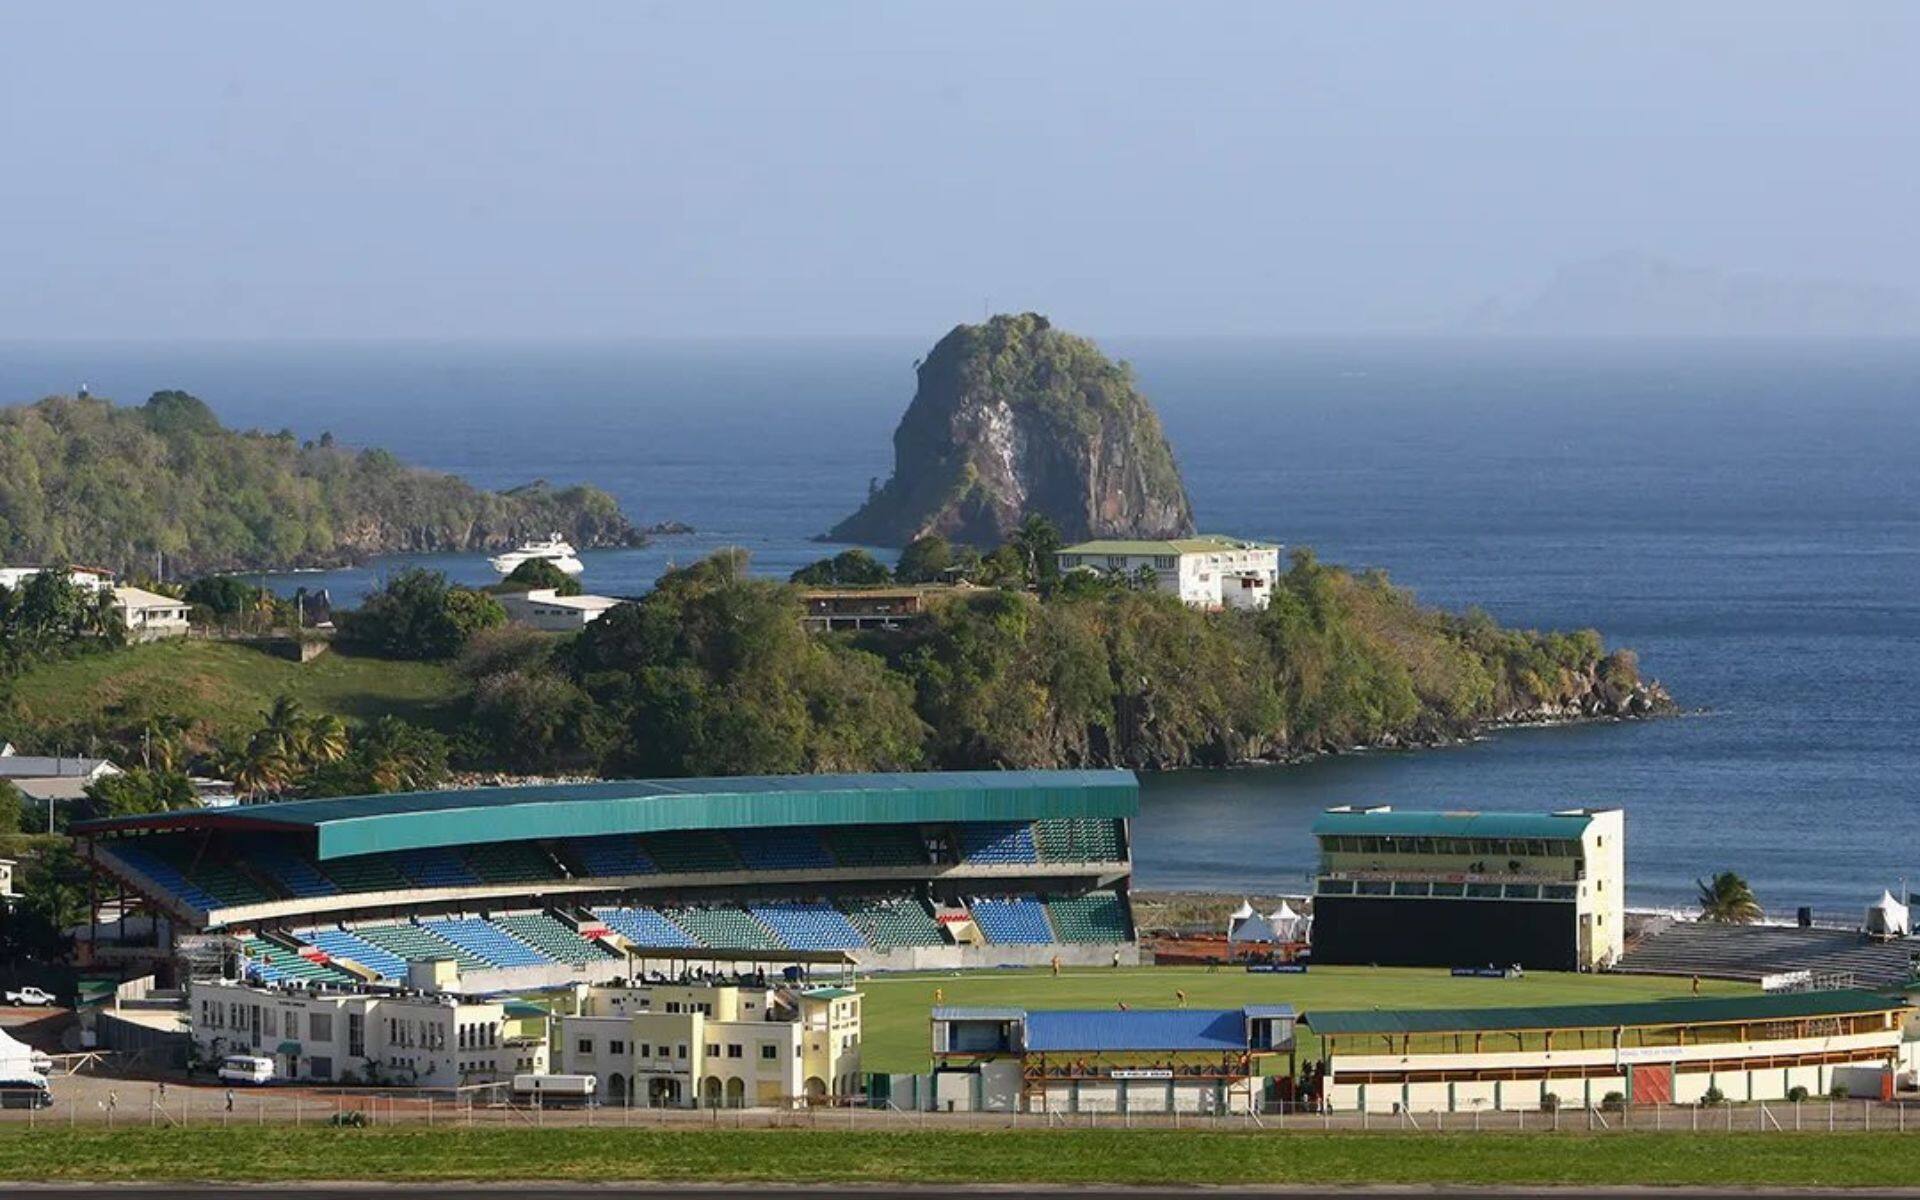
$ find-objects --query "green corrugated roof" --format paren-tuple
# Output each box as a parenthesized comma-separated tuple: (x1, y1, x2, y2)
(1060, 535, 1277, 557)
(75, 769, 1138, 860)
(1310, 808, 1599, 841)
(1303, 989, 1907, 1037)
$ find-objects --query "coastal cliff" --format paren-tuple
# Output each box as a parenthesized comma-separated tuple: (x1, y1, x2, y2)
(0, 391, 645, 574)
(828, 314, 1195, 546)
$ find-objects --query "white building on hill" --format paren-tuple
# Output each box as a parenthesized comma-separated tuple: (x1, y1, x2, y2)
(1057, 536, 1282, 611)
(498, 588, 622, 632)
(113, 586, 191, 640)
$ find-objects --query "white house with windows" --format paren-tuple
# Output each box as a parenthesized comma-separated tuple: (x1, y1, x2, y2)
(555, 978, 863, 1109)
(187, 978, 547, 1086)
(1057, 536, 1282, 611)
(112, 586, 191, 641)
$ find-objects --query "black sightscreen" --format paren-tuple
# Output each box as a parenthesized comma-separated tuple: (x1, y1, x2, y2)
(1311, 897, 1578, 972)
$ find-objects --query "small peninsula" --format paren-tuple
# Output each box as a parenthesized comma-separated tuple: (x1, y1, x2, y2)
(829, 314, 1195, 546)
(0, 390, 645, 574)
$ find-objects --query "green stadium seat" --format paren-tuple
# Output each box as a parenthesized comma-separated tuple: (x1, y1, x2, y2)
(1044, 891, 1131, 943)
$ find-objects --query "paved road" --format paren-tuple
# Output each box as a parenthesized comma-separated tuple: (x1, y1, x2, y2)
(13, 1188, 1920, 1198)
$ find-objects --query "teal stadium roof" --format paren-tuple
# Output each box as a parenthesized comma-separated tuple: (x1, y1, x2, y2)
(1310, 807, 1601, 841)
(73, 769, 1139, 860)
(1303, 990, 1908, 1037)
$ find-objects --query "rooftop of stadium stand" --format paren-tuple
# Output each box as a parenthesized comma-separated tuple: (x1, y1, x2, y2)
(72, 769, 1139, 859)
(1301, 989, 1909, 1038)
(1310, 805, 1614, 842)
(935, 1005, 1294, 1053)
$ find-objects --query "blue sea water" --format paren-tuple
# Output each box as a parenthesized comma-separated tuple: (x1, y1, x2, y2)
(1, 336, 1916, 910)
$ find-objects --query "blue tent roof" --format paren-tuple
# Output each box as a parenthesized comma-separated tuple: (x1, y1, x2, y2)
(1023, 1009, 1248, 1053)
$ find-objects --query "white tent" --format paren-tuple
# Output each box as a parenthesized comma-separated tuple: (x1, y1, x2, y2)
(0, 1025, 41, 1079)
(1267, 901, 1303, 942)
(1226, 900, 1278, 944)
(1866, 890, 1910, 938)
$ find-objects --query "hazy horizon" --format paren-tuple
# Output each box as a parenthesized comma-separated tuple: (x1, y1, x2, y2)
(5, 4, 1918, 340)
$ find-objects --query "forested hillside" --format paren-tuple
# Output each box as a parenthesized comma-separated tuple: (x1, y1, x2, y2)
(462, 549, 1668, 775)
(0, 390, 641, 574)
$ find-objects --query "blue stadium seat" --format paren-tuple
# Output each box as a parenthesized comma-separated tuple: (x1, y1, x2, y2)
(420, 918, 551, 969)
(112, 844, 222, 911)
(400, 847, 481, 889)
(564, 836, 658, 878)
(959, 822, 1039, 865)
(749, 900, 866, 951)
(243, 839, 340, 899)
(304, 928, 408, 979)
(729, 828, 834, 871)
(592, 905, 700, 948)
(968, 896, 1055, 944)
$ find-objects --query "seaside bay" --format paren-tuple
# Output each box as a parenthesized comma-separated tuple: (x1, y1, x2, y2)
(1, 336, 1914, 910)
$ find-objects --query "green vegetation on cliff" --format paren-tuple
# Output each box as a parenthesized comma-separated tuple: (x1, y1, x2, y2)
(0, 390, 640, 574)
(460, 547, 1662, 775)
(829, 314, 1195, 546)
(0, 551, 1664, 780)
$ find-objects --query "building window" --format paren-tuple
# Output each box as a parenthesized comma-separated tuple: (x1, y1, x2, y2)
(1466, 883, 1503, 899)
(676, 1045, 688, 1059)
(637, 1043, 650, 1059)
(1316, 878, 1354, 896)
(1356, 880, 1392, 897)
(610, 1040, 626, 1055)
(577, 1038, 593, 1054)
(726, 1044, 742, 1059)
(760, 1045, 778, 1060)
(348, 1014, 365, 1058)
(309, 1013, 332, 1042)
(706, 1044, 719, 1058)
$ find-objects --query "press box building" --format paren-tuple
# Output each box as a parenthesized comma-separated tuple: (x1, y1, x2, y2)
(1309, 806, 1624, 972)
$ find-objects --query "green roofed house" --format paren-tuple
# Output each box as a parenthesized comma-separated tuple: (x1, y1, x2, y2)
(1056, 535, 1280, 611)
(1309, 805, 1625, 972)
(72, 770, 1141, 986)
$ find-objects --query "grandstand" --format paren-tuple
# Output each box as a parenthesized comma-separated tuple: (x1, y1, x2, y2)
(1615, 919, 1918, 988)
(73, 770, 1140, 983)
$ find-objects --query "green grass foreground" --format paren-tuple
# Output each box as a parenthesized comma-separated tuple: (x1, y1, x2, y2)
(855, 965, 1751, 1072)
(3, 1128, 1918, 1185)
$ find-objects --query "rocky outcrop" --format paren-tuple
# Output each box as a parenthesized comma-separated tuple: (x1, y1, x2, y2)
(828, 314, 1195, 546)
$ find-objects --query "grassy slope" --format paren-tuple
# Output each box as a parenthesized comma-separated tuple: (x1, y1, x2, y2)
(4, 639, 459, 742)
(5, 1128, 1919, 1185)
(855, 965, 1752, 1072)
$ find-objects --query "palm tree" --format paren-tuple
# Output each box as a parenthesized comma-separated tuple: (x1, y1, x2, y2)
(1697, 871, 1763, 924)
(300, 714, 349, 766)
(232, 743, 295, 799)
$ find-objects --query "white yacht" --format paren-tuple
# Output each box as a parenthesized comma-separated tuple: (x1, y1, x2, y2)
(489, 533, 585, 577)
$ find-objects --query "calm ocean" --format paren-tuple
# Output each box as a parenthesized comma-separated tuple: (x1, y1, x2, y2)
(2, 337, 1916, 910)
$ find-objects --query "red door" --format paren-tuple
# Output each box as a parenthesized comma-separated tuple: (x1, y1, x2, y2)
(1630, 1064, 1673, 1105)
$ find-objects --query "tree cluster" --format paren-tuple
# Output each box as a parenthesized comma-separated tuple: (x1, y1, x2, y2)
(459, 545, 1644, 777)
(0, 390, 638, 576)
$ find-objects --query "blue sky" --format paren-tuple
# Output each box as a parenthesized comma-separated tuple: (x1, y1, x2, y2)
(2, 3, 1915, 338)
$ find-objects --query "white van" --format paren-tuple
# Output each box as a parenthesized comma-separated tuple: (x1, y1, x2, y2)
(511, 1073, 596, 1106)
(0, 1077, 52, 1109)
(217, 1054, 275, 1085)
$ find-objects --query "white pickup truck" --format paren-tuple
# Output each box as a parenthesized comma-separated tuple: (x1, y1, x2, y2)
(3, 987, 55, 1007)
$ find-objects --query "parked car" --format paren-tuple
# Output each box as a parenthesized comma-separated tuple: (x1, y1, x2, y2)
(2, 987, 55, 1007)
